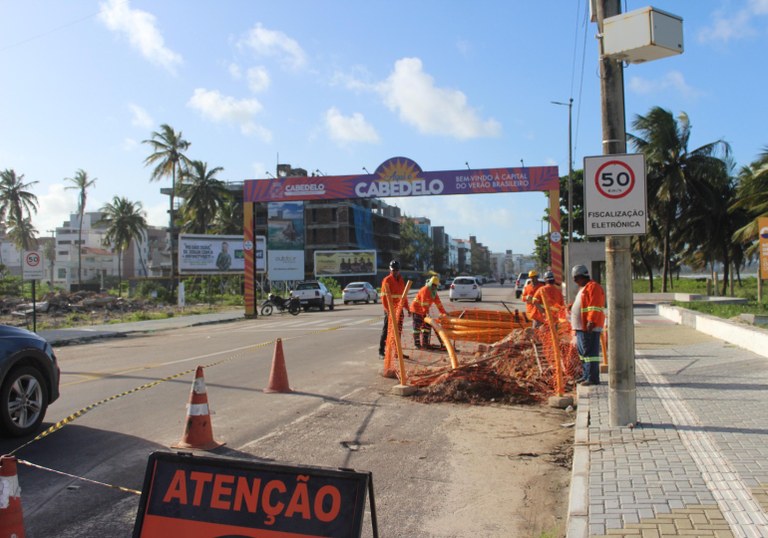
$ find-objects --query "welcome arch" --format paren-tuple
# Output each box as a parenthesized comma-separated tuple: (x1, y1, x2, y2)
(242, 156, 561, 317)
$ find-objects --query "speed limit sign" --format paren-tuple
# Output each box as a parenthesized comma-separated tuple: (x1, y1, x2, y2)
(583, 153, 647, 236)
(23, 250, 46, 280)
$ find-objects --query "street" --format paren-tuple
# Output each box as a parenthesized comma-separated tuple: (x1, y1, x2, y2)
(1, 284, 573, 537)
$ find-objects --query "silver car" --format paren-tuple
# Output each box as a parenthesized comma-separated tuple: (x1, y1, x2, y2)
(342, 282, 379, 304)
(449, 276, 483, 302)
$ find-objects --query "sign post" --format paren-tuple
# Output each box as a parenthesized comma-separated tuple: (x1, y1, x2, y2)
(22, 250, 45, 332)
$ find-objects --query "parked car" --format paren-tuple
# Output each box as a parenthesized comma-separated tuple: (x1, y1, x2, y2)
(449, 276, 483, 302)
(342, 282, 379, 304)
(291, 281, 335, 311)
(0, 324, 60, 436)
(515, 272, 530, 299)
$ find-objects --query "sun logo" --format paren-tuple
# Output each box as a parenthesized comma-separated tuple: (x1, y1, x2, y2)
(376, 158, 423, 183)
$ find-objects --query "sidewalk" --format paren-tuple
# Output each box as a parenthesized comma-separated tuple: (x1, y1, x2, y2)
(568, 305, 768, 538)
(37, 310, 245, 346)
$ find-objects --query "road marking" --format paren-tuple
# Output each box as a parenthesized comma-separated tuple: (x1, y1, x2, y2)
(636, 354, 768, 536)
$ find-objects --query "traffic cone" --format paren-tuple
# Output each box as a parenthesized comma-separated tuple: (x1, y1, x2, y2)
(0, 455, 25, 538)
(172, 366, 224, 450)
(264, 338, 292, 393)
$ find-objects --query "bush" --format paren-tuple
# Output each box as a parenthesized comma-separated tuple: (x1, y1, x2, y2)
(319, 277, 342, 297)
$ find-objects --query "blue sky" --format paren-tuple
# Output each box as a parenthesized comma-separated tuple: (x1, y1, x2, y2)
(1, 1, 766, 256)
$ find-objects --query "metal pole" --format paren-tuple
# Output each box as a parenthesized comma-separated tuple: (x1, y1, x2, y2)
(567, 98, 574, 302)
(597, 0, 636, 427)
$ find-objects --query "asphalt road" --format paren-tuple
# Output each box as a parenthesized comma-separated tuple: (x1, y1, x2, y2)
(1, 285, 572, 537)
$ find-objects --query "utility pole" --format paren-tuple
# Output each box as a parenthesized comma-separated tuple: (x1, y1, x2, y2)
(596, 0, 637, 426)
(552, 98, 574, 300)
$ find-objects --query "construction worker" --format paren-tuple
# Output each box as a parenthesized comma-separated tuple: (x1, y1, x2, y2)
(379, 260, 410, 359)
(522, 270, 544, 323)
(411, 276, 448, 348)
(570, 264, 606, 386)
(532, 271, 565, 327)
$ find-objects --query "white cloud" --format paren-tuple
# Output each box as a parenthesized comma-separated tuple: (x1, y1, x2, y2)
(330, 67, 375, 92)
(128, 103, 154, 129)
(145, 201, 169, 228)
(752, 0, 768, 14)
(239, 23, 307, 70)
(33, 184, 79, 235)
(377, 58, 501, 139)
(628, 71, 701, 99)
(697, 1, 768, 44)
(187, 88, 271, 140)
(229, 63, 242, 79)
(98, 0, 182, 74)
(246, 66, 271, 92)
(325, 107, 380, 145)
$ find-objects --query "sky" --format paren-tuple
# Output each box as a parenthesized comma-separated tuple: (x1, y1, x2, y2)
(1, 0, 767, 256)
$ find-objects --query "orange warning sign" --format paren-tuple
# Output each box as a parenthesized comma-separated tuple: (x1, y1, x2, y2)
(133, 452, 373, 537)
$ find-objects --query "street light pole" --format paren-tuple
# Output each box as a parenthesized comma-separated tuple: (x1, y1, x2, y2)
(552, 98, 574, 300)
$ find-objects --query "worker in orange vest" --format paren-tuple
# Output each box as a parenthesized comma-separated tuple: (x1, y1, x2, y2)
(570, 264, 606, 386)
(522, 270, 544, 323)
(379, 260, 410, 359)
(532, 271, 565, 326)
(411, 276, 448, 348)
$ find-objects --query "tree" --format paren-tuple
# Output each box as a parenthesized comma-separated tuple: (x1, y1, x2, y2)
(5, 215, 38, 251)
(0, 169, 39, 230)
(629, 107, 730, 291)
(143, 124, 191, 291)
(399, 218, 432, 270)
(178, 161, 229, 234)
(100, 197, 148, 297)
(65, 169, 97, 287)
(731, 146, 768, 255)
(213, 198, 244, 235)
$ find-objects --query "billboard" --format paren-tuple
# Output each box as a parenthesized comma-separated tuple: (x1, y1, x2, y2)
(315, 250, 376, 277)
(267, 202, 305, 281)
(179, 234, 248, 275)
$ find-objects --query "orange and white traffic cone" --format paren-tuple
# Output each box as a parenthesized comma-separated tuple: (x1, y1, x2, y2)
(172, 366, 224, 450)
(0, 455, 25, 538)
(264, 338, 292, 393)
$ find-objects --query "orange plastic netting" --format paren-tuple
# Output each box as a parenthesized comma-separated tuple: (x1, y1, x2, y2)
(382, 292, 583, 403)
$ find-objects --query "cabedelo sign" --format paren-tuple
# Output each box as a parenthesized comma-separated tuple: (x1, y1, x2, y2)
(584, 153, 647, 236)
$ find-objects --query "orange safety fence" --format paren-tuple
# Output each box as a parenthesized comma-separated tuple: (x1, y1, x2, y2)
(382, 291, 583, 402)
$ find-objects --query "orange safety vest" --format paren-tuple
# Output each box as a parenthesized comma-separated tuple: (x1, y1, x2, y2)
(522, 280, 544, 320)
(381, 273, 409, 312)
(577, 280, 606, 329)
(411, 285, 446, 317)
(531, 283, 565, 323)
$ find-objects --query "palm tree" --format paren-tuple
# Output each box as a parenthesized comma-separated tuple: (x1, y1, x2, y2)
(100, 197, 148, 297)
(731, 147, 768, 252)
(0, 169, 39, 228)
(142, 124, 191, 292)
(212, 198, 244, 235)
(65, 169, 97, 287)
(629, 107, 730, 291)
(6, 215, 38, 251)
(177, 160, 229, 234)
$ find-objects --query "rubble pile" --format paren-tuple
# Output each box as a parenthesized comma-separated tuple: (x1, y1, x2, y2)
(0, 291, 171, 327)
(410, 329, 580, 405)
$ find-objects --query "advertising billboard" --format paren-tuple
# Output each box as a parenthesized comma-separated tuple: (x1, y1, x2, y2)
(267, 202, 305, 281)
(315, 250, 376, 277)
(179, 234, 247, 275)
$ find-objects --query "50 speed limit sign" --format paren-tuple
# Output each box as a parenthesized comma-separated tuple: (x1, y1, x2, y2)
(583, 153, 647, 236)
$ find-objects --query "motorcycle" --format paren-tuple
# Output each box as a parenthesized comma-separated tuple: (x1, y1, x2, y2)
(260, 293, 300, 316)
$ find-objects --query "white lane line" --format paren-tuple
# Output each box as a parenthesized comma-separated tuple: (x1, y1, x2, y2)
(636, 353, 768, 537)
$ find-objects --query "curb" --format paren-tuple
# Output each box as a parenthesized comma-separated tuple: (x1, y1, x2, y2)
(566, 385, 590, 538)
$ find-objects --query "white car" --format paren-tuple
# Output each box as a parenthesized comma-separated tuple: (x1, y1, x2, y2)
(291, 281, 335, 311)
(342, 282, 379, 304)
(449, 276, 483, 302)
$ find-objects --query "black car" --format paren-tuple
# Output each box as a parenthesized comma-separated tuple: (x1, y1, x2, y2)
(0, 325, 60, 436)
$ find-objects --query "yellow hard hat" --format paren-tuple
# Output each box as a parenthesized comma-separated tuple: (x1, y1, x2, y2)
(428, 276, 440, 287)
(528, 270, 538, 278)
